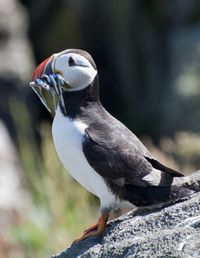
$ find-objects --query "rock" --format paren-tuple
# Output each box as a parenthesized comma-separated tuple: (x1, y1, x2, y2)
(53, 171, 200, 258)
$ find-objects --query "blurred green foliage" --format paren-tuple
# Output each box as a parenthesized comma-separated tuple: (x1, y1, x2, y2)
(6, 98, 200, 258)
(8, 98, 98, 257)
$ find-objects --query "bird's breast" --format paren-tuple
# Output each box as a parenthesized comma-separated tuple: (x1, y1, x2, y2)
(52, 107, 116, 208)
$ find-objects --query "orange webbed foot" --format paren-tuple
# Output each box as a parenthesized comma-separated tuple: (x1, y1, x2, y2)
(73, 211, 109, 244)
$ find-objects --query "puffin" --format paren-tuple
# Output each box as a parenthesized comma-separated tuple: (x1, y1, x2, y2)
(30, 49, 192, 243)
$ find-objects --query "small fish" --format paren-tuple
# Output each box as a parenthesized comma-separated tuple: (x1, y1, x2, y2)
(29, 73, 67, 114)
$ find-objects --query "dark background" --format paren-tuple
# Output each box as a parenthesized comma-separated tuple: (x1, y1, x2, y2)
(1, 1, 200, 257)
(3, 0, 200, 142)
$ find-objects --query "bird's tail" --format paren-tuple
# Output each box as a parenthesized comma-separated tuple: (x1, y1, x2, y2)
(124, 171, 200, 207)
(124, 171, 199, 207)
(169, 185, 194, 202)
(170, 170, 200, 201)
(124, 183, 193, 207)
(173, 170, 200, 192)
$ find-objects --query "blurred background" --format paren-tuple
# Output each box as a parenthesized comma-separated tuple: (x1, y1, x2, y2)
(1, 0, 200, 257)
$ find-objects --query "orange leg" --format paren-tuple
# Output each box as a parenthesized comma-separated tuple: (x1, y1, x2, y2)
(73, 211, 109, 244)
(83, 223, 99, 234)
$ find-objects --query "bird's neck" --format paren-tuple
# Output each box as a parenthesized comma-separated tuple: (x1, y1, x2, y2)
(59, 75, 100, 118)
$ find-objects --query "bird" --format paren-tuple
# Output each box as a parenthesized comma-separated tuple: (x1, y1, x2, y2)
(30, 49, 193, 243)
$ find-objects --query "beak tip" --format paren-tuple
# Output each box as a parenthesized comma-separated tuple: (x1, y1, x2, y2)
(30, 55, 62, 114)
(29, 81, 35, 87)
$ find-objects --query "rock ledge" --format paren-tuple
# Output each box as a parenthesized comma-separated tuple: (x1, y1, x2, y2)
(53, 172, 200, 258)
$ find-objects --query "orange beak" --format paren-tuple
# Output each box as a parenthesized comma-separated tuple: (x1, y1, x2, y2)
(30, 54, 67, 114)
(30, 56, 55, 112)
(32, 56, 53, 81)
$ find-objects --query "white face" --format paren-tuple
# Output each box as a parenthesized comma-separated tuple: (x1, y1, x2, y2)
(52, 53, 97, 91)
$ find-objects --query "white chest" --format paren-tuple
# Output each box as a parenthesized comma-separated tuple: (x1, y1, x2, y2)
(52, 107, 116, 209)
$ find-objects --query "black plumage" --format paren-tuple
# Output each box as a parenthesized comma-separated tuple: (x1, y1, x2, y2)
(30, 49, 194, 242)
(60, 76, 188, 207)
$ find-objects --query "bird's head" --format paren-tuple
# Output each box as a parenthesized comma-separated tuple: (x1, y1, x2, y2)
(30, 49, 97, 113)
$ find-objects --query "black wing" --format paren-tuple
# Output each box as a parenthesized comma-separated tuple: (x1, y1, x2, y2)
(83, 127, 185, 206)
(83, 130, 153, 187)
(83, 121, 183, 189)
(80, 104, 184, 206)
(144, 156, 183, 177)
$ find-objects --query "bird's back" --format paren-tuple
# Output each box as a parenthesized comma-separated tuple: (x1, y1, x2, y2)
(79, 102, 193, 206)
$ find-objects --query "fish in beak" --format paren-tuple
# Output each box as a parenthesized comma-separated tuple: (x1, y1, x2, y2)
(30, 55, 67, 114)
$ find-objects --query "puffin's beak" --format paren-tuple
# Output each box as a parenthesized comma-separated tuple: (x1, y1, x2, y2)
(30, 56, 55, 112)
(30, 54, 68, 114)
(32, 57, 52, 82)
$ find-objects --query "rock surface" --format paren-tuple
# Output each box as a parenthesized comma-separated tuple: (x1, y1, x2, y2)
(53, 172, 200, 258)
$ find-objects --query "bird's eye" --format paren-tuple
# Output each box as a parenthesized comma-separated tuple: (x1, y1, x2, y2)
(68, 56, 76, 66)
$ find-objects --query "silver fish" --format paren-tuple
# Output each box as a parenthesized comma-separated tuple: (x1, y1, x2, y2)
(29, 74, 67, 114)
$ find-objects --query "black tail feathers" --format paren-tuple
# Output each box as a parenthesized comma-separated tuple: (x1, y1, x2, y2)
(170, 185, 195, 201)
(124, 184, 194, 207)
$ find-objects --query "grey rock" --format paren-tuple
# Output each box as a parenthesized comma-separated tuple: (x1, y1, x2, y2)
(53, 171, 200, 258)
